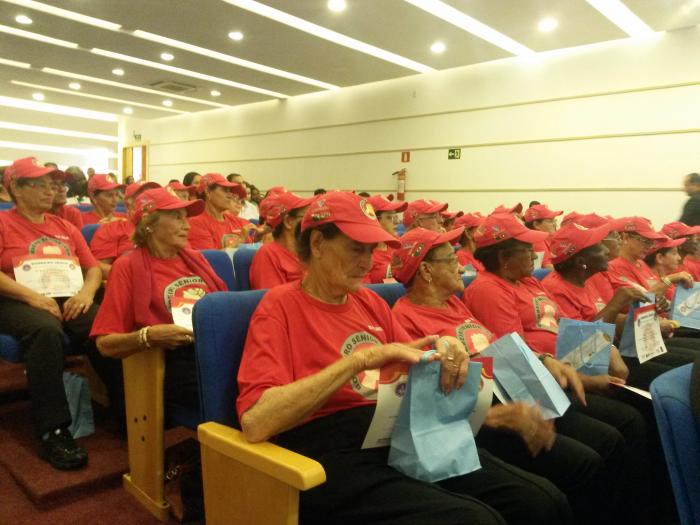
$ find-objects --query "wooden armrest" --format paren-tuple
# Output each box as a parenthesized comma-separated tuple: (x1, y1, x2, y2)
(197, 422, 325, 491)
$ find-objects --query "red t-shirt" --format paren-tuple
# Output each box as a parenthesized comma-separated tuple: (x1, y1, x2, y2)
(392, 295, 494, 354)
(0, 209, 98, 278)
(89, 219, 134, 261)
(81, 210, 127, 225)
(364, 248, 394, 284)
(607, 257, 660, 291)
(541, 271, 605, 322)
(681, 258, 700, 281)
(456, 249, 485, 272)
(91, 251, 212, 336)
(53, 205, 83, 230)
(462, 271, 559, 355)
(236, 282, 411, 421)
(249, 241, 303, 289)
(188, 211, 251, 250)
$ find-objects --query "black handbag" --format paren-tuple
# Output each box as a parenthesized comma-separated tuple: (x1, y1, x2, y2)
(164, 438, 204, 523)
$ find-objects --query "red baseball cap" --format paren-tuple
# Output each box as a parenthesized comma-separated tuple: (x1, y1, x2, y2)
(549, 223, 611, 264)
(492, 203, 523, 215)
(560, 211, 583, 227)
(473, 213, 549, 249)
(403, 199, 448, 227)
(617, 217, 666, 241)
(260, 191, 314, 228)
(367, 194, 407, 213)
(391, 227, 465, 285)
(167, 181, 195, 194)
(87, 174, 125, 195)
(197, 173, 247, 200)
(266, 186, 286, 197)
(125, 181, 161, 200)
(454, 213, 484, 230)
(523, 204, 562, 223)
(132, 187, 204, 225)
(647, 234, 686, 254)
(441, 210, 464, 220)
(661, 221, 700, 239)
(300, 191, 400, 247)
(3, 157, 65, 190)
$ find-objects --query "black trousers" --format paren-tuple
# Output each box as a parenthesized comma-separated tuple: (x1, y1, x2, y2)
(0, 295, 98, 436)
(276, 406, 572, 525)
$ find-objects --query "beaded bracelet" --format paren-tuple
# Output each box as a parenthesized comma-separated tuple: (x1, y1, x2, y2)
(139, 326, 151, 349)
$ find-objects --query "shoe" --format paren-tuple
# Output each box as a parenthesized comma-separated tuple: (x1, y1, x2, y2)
(39, 428, 88, 470)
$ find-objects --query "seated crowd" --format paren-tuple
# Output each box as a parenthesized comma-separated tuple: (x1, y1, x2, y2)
(0, 155, 698, 524)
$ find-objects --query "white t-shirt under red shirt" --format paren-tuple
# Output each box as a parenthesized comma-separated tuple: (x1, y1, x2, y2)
(0, 208, 98, 278)
(249, 241, 303, 290)
(236, 282, 411, 422)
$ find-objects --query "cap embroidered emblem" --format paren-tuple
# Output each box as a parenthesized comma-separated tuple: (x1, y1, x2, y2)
(411, 242, 425, 258)
(360, 199, 377, 220)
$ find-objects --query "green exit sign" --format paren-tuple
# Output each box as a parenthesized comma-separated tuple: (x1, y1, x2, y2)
(448, 148, 461, 160)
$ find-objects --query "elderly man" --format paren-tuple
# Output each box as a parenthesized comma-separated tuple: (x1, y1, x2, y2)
(680, 172, 700, 226)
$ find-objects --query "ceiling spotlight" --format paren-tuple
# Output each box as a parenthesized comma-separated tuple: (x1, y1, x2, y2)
(430, 41, 446, 53)
(228, 31, 244, 41)
(160, 52, 174, 61)
(112, 68, 125, 76)
(538, 17, 558, 32)
(327, 0, 347, 12)
(32, 92, 45, 101)
(68, 82, 81, 90)
(122, 107, 133, 114)
(15, 15, 33, 25)
(210, 89, 221, 97)
(162, 99, 173, 107)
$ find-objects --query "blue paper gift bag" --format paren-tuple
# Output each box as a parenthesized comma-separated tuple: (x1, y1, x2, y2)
(671, 284, 700, 330)
(388, 352, 482, 483)
(481, 333, 570, 419)
(556, 318, 615, 376)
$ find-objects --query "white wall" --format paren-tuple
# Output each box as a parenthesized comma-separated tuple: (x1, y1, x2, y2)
(124, 26, 700, 228)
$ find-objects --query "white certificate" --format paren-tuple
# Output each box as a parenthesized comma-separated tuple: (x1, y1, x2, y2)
(362, 362, 409, 449)
(633, 304, 667, 364)
(170, 297, 197, 332)
(13, 255, 83, 297)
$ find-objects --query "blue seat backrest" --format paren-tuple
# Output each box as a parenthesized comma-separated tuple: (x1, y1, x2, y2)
(365, 283, 406, 308)
(650, 364, 700, 525)
(0, 202, 13, 211)
(201, 250, 237, 291)
(75, 203, 93, 212)
(463, 274, 477, 288)
(232, 248, 259, 291)
(81, 224, 100, 245)
(533, 268, 551, 280)
(395, 224, 406, 236)
(193, 290, 266, 428)
(249, 218, 259, 225)
(115, 203, 126, 213)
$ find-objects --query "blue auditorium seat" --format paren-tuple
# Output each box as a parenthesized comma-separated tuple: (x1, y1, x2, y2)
(81, 223, 100, 245)
(75, 203, 93, 212)
(366, 282, 406, 308)
(395, 224, 406, 236)
(115, 203, 126, 213)
(533, 268, 551, 280)
(193, 290, 266, 427)
(650, 364, 700, 525)
(232, 247, 259, 291)
(249, 218, 259, 225)
(463, 274, 477, 288)
(201, 250, 237, 291)
(0, 202, 13, 210)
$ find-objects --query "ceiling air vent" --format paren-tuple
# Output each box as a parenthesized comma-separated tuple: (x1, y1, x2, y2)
(148, 80, 197, 93)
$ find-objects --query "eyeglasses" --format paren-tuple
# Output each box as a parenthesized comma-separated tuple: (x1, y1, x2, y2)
(21, 180, 55, 191)
(425, 255, 459, 266)
(628, 233, 654, 247)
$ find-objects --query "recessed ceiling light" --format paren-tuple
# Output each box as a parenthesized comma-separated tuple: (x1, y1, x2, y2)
(160, 52, 174, 61)
(4, 0, 122, 30)
(162, 99, 173, 107)
(32, 92, 44, 101)
(221, 0, 433, 73)
(327, 0, 347, 13)
(537, 17, 558, 32)
(0, 24, 78, 48)
(0, 140, 117, 158)
(430, 41, 446, 53)
(68, 82, 81, 90)
(210, 90, 221, 97)
(15, 14, 32, 25)
(228, 31, 244, 41)
(111, 68, 125, 76)
(586, 0, 654, 37)
(0, 95, 117, 121)
(122, 107, 133, 114)
(0, 121, 118, 142)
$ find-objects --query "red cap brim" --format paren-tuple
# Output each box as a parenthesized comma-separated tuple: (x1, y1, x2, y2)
(514, 229, 549, 245)
(336, 221, 401, 248)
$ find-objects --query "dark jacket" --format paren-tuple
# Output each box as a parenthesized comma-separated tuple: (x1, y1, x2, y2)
(680, 193, 700, 226)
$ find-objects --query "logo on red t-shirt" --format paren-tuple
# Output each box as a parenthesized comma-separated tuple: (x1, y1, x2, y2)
(28, 236, 72, 257)
(340, 331, 382, 399)
(533, 296, 559, 333)
(221, 232, 242, 248)
(455, 321, 494, 355)
(163, 276, 207, 311)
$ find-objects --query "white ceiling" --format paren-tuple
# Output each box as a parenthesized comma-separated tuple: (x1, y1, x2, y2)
(0, 0, 699, 123)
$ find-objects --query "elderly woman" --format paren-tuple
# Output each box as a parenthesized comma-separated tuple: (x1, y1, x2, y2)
(463, 213, 655, 525)
(81, 174, 126, 225)
(402, 199, 448, 232)
(91, 188, 228, 424)
(249, 190, 312, 289)
(454, 213, 485, 272)
(390, 227, 616, 524)
(89, 181, 161, 278)
(167, 181, 194, 201)
(237, 192, 571, 525)
(187, 173, 257, 250)
(523, 204, 561, 270)
(362, 194, 406, 283)
(0, 157, 102, 470)
(48, 176, 83, 229)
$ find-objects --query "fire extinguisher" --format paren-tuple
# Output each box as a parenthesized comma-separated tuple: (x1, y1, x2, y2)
(393, 169, 406, 201)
